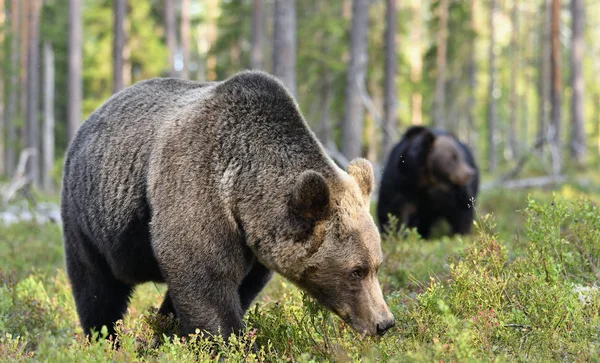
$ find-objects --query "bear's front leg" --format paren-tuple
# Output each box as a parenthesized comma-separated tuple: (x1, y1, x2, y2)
(152, 225, 250, 337)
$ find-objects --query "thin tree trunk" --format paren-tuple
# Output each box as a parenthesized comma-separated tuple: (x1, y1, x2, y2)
(487, 0, 497, 172)
(250, 0, 264, 70)
(466, 0, 476, 146)
(205, 0, 219, 81)
(410, 0, 422, 126)
(570, 0, 585, 165)
(19, 0, 29, 150)
(549, 0, 561, 174)
(432, 0, 448, 129)
(272, 0, 296, 96)
(538, 0, 551, 149)
(43, 42, 55, 192)
(164, 0, 177, 77)
(508, 0, 519, 159)
(318, 75, 332, 147)
(25, 0, 41, 187)
(112, 0, 126, 93)
(341, 0, 369, 160)
(5, 0, 19, 177)
(180, 0, 190, 80)
(383, 0, 397, 159)
(68, 0, 82, 143)
(0, 0, 5, 176)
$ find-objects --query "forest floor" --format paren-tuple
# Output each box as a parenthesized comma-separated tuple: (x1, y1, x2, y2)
(1, 169, 600, 362)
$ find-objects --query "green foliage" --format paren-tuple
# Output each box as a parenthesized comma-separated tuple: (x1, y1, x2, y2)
(2, 186, 600, 360)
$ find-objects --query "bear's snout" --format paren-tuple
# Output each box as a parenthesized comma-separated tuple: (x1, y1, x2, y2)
(376, 316, 395, 336)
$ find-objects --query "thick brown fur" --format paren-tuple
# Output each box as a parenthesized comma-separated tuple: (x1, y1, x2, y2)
(61, 71, 394, 339)
(377, 126, 479, 239)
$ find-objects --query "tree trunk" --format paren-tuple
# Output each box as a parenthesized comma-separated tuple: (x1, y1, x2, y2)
(549, 0, 561, 167)
(5, 0, 19, 177)
(570, 0, 585, 165)
(180, 0, 190, 80)
(341, 0, 369, 160)
(43, 42, 55, 192)
(508, 0, 519, 159)
(432, 0, 448, 129)
(250, 0, 264, 70)
(164, 0, 177, 77)
(272, 0, 296, 97)
(112, 0, 126, 93)
(538, 0, 551, 151)
(466, 0, 476, 146)
(68, 0, 82, 143)
(410, 0, 423, 126)
(0, 0, 5, 176)
(19, 0, 29, 150)
(383, 0, 397, 159)
(25, 0, 41, 187)
(487, 0, 497, 172)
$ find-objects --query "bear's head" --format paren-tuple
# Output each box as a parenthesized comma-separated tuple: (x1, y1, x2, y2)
(420, 130, 475, 187)
(282, 158, 395, 336)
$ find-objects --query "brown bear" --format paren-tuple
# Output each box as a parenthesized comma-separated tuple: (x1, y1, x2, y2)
(61, 70, 394, 339)
(377, 126, 479, 239)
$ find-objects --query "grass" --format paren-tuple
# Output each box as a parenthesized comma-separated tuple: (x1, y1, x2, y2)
(1, 177, 600, 362)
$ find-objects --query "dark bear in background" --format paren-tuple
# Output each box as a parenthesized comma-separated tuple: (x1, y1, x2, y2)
(377, 126, 479, 239)
(61, 71, 394, 339)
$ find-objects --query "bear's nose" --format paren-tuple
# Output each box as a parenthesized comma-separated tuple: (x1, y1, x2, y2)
(376, 318, 395, 336)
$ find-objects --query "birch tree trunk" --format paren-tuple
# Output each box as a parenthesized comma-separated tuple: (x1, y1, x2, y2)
(508, 0, 519, 159)
(43, 42, 55, 192)
(410, 0, 423, 126)
(549, 0, 562, 174)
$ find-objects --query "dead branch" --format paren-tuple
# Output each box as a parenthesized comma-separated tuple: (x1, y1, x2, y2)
(2, 148, 37, 205)
(482, 175, 566, 191)
(355, 75, 398, 142)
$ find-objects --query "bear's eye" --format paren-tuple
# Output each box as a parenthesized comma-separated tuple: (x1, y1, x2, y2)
(350, 267, 365, 280)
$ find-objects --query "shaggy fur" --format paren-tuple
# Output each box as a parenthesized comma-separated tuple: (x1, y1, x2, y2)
(377, 126, 479, 239)
(61, 71, 394, 339)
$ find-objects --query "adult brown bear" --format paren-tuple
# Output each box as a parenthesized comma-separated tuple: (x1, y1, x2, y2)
(377, 126, 479, 239)
(61, 71, 394, 339)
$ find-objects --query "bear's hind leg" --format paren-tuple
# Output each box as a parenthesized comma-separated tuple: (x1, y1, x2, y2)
(64, 228, 133, 339)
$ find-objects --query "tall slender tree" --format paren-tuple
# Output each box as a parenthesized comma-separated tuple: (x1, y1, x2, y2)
(250, 0, 264, 70)
(25, 0, 42, 186)
(112, 0, 126, 93)
(382, 0, 397, 159)
(5, 0, 19, 177)
(164, 0, 177, 77)
(570, 0, 585, 165)
(68, 0, 82, 143)
(487, 0, 497, 171)
(549, 0, 562, 173)
(0, 0, 5, 176)
(508, 0, 519, 159)
(272, 0, 296, 96)
(410, 0, 423, 126)
(466, 0, 476, 146)
(432, 0, 448, 129)
(180, 0, 190, 80)
(341, 0, 369, 160)
(538, 0, 551, 149)
(43, 42, 55, 191)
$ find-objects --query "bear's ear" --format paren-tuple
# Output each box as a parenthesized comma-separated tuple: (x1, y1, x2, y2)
(290, 170, 330, 224)
(417, 129, 436, 165)
(347, 158, 374, 202)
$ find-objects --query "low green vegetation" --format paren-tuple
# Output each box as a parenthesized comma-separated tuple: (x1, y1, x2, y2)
(1, 183, 600, 362)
